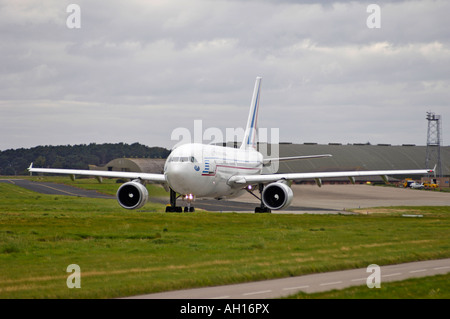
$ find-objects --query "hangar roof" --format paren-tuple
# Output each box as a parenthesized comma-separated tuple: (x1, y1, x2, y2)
(269, 143, 449, 177)
(89, 158, 165, 174)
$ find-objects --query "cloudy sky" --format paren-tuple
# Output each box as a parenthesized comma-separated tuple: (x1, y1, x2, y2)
(1, 0, 449, 151)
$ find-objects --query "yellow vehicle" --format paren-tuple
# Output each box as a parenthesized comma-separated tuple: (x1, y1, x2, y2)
(424, 182, 439, 189)
(403, 179, 413, 188)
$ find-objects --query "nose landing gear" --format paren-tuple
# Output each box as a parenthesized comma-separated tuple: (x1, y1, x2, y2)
(165, 188, 195, 213)
(165, 188, 182, 212)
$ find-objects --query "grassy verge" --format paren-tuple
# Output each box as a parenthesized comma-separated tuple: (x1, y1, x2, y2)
(286, 273, 450, 299)
(0, 179, 449, 298)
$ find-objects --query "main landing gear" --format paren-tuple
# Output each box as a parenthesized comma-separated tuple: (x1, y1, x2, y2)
(165, 188, 195, 213)
(246, 183, 271, 213)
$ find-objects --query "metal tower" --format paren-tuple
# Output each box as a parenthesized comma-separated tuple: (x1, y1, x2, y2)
(425, 112, 443, 177)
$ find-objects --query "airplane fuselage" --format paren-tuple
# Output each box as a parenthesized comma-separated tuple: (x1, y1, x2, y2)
(164, 143, 263, 199)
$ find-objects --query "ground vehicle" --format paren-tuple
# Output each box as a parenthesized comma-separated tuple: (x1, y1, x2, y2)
(423, 182, 439, 189)
(409, 182, 425, 189)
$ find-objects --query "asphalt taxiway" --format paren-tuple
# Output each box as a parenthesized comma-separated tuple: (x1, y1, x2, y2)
(1, 179, 449, 213)
(167, 183, 450, 213)
(124, 258, 450, 299)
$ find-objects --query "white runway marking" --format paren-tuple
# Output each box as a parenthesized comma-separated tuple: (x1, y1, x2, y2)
(242, 290, 272, 296)
(434, 266, 450, 270)
(351, 278, 367, 282)
(283, 285, 310, 291)
(382, 272, 402, 278)
(409, 269, 427, 273)
(320, 281, 343, 286)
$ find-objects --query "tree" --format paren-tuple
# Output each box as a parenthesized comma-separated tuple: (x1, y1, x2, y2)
(34, 156, 46, 167)
(0, 143, 170, 175)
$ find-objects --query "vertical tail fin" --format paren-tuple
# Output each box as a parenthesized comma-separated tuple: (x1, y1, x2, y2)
(241, 76, 262, 150)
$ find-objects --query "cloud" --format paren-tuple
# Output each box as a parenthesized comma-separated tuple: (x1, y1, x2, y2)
(0, 0, 449, 150)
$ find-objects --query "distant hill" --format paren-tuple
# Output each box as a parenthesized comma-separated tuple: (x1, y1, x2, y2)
(0, 143, 170, 175)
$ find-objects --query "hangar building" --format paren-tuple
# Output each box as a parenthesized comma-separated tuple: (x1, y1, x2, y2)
(233, 142, 449, 185)
(89, 158, 165, 174)
(272, 143, 449, 174)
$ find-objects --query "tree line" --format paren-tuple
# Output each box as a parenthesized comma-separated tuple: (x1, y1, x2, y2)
(0, 143, 170, 175)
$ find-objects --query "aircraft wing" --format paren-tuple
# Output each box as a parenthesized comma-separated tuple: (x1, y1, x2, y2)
(228, 168, 433, 185)
(27, 163, 166, 183)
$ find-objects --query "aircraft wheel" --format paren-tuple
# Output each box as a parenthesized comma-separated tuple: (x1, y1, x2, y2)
(166, 206, 183, 213)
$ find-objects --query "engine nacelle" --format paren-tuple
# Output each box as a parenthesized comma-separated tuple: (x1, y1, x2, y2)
(262, 182, 294, 210)
(117, 181, 148, 210)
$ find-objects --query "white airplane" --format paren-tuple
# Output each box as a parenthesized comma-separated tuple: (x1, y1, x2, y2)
(28, 77, 433, 212)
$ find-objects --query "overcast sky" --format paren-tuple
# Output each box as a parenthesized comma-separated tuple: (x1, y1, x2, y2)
(1, 0, 449, 151)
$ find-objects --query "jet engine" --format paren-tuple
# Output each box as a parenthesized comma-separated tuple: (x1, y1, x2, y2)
(117, 181, 148, 210)
(262, 182, 293, 210)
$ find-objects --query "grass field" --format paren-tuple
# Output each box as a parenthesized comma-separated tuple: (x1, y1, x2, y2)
(0, 177, 449, 298)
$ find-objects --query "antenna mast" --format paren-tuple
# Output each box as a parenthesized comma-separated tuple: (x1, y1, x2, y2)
(425, 112, 443, 177)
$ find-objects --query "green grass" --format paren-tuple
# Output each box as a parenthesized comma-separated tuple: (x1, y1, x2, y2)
(0, 178, 449, 298)
(286, 273, 450, 299)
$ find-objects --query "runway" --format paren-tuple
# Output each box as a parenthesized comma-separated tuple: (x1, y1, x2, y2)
(125, 258, 450, 299)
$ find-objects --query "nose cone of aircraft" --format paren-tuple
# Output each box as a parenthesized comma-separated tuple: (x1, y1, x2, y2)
(165, 162, 194, 195)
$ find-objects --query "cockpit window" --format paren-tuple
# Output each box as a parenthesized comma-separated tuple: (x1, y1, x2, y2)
(168, 156, 197, 163)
